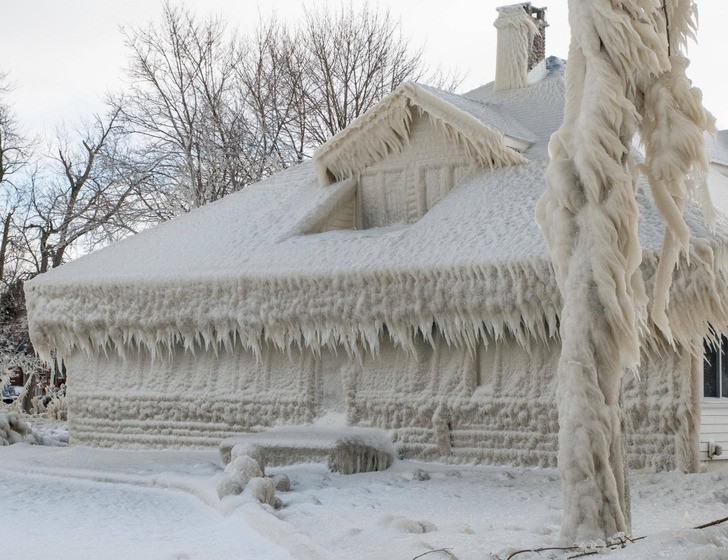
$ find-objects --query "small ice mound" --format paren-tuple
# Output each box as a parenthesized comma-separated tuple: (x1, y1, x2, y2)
(219, 426, 396, 475)
(270, 473, 291, 492)
(216, 475, 244, 499)
(407, 468, 431, 481)
(224, 455, 263, 486)
(245, 477, 278, 508)
(230, 443, 265, 472)
(379, 514, 437, 534)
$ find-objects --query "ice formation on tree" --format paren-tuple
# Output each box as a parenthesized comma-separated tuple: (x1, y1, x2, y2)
(639, 3, 717, 339)
(535, 0, 716, 543)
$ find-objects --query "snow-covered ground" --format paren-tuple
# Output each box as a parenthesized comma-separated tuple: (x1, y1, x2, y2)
(1, 424, 727, 560)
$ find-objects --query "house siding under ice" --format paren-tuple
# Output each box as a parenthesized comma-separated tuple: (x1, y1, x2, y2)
(25, 4, 728, 471)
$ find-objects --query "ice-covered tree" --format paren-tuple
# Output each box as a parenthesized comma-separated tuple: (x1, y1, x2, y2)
(535, 0, 714, 542)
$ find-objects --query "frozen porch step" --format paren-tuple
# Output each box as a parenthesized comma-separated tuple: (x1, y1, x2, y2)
(220, 426, 396, 475)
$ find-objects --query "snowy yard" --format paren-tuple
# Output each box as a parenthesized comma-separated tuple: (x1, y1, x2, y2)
(1, 423, 727, 560)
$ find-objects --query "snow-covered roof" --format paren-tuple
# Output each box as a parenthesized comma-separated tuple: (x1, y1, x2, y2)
(26, 57, 728, 360)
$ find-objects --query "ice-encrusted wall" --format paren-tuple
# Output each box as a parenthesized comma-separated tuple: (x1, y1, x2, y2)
(66, 346, 319, 447)
(622, 349, 700, 472)
(348, 336, 695, 471)
(65, 333, 697, 471)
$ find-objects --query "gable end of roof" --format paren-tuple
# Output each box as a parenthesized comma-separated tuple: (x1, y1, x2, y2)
(313, 82, 530, 186)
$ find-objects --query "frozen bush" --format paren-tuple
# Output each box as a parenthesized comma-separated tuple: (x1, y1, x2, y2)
(0, 412, 33, 445)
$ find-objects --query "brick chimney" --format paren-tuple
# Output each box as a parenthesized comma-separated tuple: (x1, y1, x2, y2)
(494, 3, 548, 91)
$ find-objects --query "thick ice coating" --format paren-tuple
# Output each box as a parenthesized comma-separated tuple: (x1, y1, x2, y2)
(536, 0, 716, 544)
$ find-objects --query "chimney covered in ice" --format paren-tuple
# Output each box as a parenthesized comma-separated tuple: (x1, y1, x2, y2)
(494, 3, 548, 91)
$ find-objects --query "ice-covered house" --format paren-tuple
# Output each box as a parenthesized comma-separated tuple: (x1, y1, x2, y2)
(25, 4, 728, 471)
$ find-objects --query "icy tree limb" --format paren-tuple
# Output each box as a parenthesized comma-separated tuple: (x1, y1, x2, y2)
(502, 515, 728, 559)
(536, 30, 650, 542)
(638, 52, 716, 341)
(410, 548, 456, 560)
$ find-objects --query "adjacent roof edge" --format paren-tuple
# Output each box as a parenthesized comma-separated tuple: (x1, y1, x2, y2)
(26, 238, 728, 364)
(26, 259, 561, 364)
(313, 82, 530, 186)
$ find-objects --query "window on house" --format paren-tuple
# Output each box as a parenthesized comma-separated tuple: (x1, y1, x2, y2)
(704, 336, 728, 398)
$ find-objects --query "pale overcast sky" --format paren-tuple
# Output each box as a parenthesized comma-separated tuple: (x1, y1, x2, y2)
(0, 0, 726, 134)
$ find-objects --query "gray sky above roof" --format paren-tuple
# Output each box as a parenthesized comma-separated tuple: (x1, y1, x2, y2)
(1, 0, 727, 135)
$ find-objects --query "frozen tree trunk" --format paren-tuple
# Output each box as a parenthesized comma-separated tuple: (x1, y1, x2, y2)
(536, 0, 714, 543)
(556, 225, 632, 540)
(540, 42, 641, 542)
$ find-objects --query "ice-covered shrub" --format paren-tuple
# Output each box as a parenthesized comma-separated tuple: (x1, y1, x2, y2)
(328, 438, 394, 474)
(43, 392, 68, 420)
(0, 411, 36, 445)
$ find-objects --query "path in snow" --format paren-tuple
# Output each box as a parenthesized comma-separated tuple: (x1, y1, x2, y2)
(0, 470, 292, 560)
(1, 443, 727, 559)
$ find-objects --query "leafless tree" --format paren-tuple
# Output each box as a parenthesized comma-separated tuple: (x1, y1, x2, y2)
(0, 74, 31, 190)
(114, 2, 460, 218)
(234, 16, 308, 171)
(0, 72, 33, 285)
(25, 107, 144, 273)
(299, 3, 428, 145)
(0, 74, 45, 381)
(116, 2, 250, 214)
